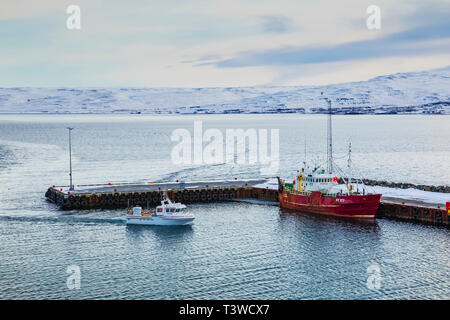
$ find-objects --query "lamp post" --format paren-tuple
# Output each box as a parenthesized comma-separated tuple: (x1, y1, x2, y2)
(67, 127, 74, 191)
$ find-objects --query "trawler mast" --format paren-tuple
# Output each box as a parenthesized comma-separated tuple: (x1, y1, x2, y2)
(327, 98, 333, 174)
(321, 92, 333, 174)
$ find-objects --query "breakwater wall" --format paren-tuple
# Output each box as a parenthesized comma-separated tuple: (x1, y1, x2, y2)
(45, 179, 278, 210)
(378, 202, 448, 226)
(45, 180, 448, 227)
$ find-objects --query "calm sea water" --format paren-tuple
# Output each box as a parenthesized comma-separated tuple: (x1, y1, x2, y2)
(0, 114, 448, 299)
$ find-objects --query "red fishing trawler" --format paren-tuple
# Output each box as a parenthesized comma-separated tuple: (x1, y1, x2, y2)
(278, 94, 381, 218)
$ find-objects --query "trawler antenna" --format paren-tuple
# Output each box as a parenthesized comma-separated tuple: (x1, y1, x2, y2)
(327, 98, 333, 173)
(348, 141, 352, 168)
(304, 137, 307, 167)
(321, 92, 333, 173)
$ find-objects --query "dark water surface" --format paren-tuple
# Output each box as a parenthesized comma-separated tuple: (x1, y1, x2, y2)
(0, 114, 448, 299)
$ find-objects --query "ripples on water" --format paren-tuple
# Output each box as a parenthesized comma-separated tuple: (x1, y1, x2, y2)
(0, 114, 448, 299)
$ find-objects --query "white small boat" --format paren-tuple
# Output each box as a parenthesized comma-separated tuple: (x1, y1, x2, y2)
(126, 197, 194, 226)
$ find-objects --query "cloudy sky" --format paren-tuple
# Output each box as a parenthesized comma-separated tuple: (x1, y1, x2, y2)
(1, 0, 449, 87)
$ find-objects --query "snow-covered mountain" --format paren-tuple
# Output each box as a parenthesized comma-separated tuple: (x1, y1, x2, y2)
(1, 66, 449, 114)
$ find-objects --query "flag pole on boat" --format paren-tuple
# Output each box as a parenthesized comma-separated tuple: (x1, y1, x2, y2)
(67, 127, 74, 191)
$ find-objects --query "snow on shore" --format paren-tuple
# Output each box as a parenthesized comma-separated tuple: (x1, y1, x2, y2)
(370, 185, 450, 204)
(1, 67, 449, 114)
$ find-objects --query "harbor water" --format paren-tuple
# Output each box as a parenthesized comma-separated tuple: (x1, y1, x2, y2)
(0, 114, 449, 299)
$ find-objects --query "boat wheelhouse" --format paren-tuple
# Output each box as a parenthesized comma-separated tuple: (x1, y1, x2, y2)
(126, 195, 194, 226)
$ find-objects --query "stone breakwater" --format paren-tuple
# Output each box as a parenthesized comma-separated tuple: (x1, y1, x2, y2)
(337, 178, 450, 193)
(45, 179, 448, 227)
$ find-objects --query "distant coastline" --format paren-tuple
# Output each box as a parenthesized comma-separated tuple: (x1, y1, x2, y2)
(0, 102, 449, 115)
(1, 67, 449, 115)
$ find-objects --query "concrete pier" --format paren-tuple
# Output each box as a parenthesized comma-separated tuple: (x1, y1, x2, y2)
(45, 178, 277, 209)
(45, 179, 448, 227)
(377, 198, 448, 226)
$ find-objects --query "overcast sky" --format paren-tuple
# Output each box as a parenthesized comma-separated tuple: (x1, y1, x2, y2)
(1, 0, 449, 87)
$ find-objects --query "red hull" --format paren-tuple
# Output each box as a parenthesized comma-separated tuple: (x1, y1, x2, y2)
(279, 191, 381, 219)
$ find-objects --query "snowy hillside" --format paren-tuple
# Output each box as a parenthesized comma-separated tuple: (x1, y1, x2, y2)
(0, 67, 449, 114)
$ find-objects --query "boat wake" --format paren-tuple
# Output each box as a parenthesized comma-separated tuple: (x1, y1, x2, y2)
(0, 214, 125, 226)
